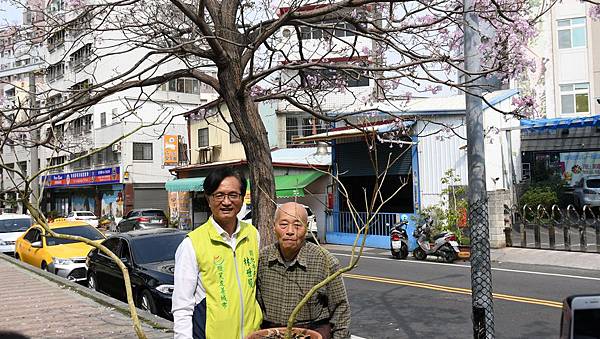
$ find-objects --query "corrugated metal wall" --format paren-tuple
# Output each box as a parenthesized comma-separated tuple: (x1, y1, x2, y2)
(417, 116, 468, 208)
(416, 98, 521, 209)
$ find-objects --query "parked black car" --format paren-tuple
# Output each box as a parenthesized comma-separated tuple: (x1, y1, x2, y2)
(86, 228, 186, 319)
(116, 209, 168, 232)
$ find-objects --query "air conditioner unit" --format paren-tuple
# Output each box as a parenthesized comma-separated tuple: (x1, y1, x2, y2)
(112, 142, 121, 152)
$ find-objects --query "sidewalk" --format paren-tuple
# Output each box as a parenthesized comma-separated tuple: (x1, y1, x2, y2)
(0, 254, 173, 339)
(490, 247, 600, 271)
(323, 244, 600, 271)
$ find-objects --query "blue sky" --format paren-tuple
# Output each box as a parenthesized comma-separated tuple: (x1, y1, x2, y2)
(0, 2, 22, 25)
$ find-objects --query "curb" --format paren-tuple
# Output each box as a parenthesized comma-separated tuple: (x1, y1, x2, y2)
(0, 253, 174, 332)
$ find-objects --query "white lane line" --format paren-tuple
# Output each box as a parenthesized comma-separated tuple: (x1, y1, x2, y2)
(331, 252, 600, 282)
(351, 336, 367, 339)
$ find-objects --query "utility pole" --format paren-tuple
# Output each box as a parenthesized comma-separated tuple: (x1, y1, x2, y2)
(463, 0, 495, 338)
(29, 71, 40, 210)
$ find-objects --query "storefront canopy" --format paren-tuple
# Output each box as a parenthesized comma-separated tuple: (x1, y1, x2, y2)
(521, 115, 600, 131)
(274, 172, 324, 198)
(165, 177, 206, 192)
(165, 172, 324, 196)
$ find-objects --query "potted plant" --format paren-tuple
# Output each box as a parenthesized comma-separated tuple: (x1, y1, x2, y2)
(246, 328, 322, 339)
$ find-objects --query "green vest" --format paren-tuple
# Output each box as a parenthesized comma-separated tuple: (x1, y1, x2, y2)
(187, 219, 263, 338)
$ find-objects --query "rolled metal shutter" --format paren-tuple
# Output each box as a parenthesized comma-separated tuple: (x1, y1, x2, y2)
(133, 188, 169, 212)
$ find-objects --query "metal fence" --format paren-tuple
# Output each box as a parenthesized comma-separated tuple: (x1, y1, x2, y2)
(325, 211, 417, 249)
(504, 204, 600, 252)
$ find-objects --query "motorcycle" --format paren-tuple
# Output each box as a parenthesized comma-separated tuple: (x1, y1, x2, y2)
(412, 218, 460, 263)
(388, 220, 409, 259)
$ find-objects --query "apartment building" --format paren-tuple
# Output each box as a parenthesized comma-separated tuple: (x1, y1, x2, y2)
(1, 2, 218, 219)
(528, 0, 600, 117)
(0, 3, 45, 213)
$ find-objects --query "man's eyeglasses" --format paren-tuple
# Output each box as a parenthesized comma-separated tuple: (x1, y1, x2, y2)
(211, 192, 242, 202)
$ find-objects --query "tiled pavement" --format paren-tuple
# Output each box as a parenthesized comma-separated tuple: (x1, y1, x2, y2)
(0, 254, 173, 339)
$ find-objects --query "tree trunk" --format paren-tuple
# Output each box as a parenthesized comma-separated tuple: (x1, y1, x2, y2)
(218, 70, 276, 247)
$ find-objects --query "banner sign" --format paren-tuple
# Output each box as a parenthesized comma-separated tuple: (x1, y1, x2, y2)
(164, 135, 179, 165)
(560, 151, 600, 186)
(42, 166, 121, 188)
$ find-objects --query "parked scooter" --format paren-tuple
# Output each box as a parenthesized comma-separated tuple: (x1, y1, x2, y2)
(388, 219, 409, 259)
(412, 217, 460, 263)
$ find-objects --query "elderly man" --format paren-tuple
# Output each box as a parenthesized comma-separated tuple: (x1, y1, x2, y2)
(257, 202, 350, 339)
(172, 167, 262, 339)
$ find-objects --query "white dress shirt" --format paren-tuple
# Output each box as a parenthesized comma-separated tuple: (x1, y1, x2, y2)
(172, 217, 259, 339)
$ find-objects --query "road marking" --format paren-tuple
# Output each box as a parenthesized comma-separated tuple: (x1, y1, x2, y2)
(343, 273, 563, 309)
(332, 252, 600, 282)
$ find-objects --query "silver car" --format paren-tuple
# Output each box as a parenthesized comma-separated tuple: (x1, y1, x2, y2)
(573, 175, 600, 209)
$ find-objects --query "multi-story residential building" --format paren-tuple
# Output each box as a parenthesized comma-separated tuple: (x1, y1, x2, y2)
(0, 3, 45, 213)
(528, 0, 600, 118)
(1, 2, 218, 219)
(272, 5, 379, 147)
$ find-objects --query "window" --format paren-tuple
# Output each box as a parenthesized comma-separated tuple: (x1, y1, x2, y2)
(23, 228, 41, 243)
(17, 161, 27, 176)
(229, 122, 240, 143)
(70, 43, 92, 69)
(72, 115, 93, 135)
(49, 156, 66, 167)
(46, 226, 104, 245)
(120, 240, 132, 261)
(46, 62, 65, 82)
(286, 116, 327, 145)
(286, 117, 298, 144)
(100, 112, 106, 127)
(198, 128, 209, 147)
(160, 78, 201, 94)
(46, 94, 63, 110)
(69, 13, 90, 38)
(69, 79, 91, 99)
(99, 238, 121, 257)
(48, 0, 64, 13)
(133, 142, 153, 160)
(300, 20, 357, 40)
(70, 152, 91, 170)
(301, 68, 369, 88)
(560, 83, 589, 114)
(47, 29, 65, 50)
(557, 17, 586, 49)
(95, 148, 120, 165)
(55, 124, 64, 138)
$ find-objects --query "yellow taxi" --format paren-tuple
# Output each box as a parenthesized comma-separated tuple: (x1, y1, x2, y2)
(15, 218, 106, 282)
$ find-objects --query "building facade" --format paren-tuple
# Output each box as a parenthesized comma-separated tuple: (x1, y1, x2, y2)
(0, 3, 218, 220)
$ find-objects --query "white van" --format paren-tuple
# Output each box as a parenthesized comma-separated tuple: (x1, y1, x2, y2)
(0, 213, 33, 254)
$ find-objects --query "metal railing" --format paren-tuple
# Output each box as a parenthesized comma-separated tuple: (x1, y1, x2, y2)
(504, 204, 600, 252)
(326, 211, 411, 236)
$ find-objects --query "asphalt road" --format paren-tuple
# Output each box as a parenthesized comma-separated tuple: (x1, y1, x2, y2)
(331, 248, 600, 339)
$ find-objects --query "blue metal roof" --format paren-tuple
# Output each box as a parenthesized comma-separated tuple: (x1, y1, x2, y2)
(520, 115, 600, 130)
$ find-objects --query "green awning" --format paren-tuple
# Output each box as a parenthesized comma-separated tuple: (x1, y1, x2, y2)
(165, 172, 324, 196)
(165, 177, 206, 192)
(275, 172, 324, 198)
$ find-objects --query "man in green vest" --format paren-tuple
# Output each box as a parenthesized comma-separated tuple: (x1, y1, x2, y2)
(172, 167, 262, 339)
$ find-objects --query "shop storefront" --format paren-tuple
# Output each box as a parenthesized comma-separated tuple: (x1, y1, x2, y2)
(521, 115, 600, 185)
(42, 166, 123, 220)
